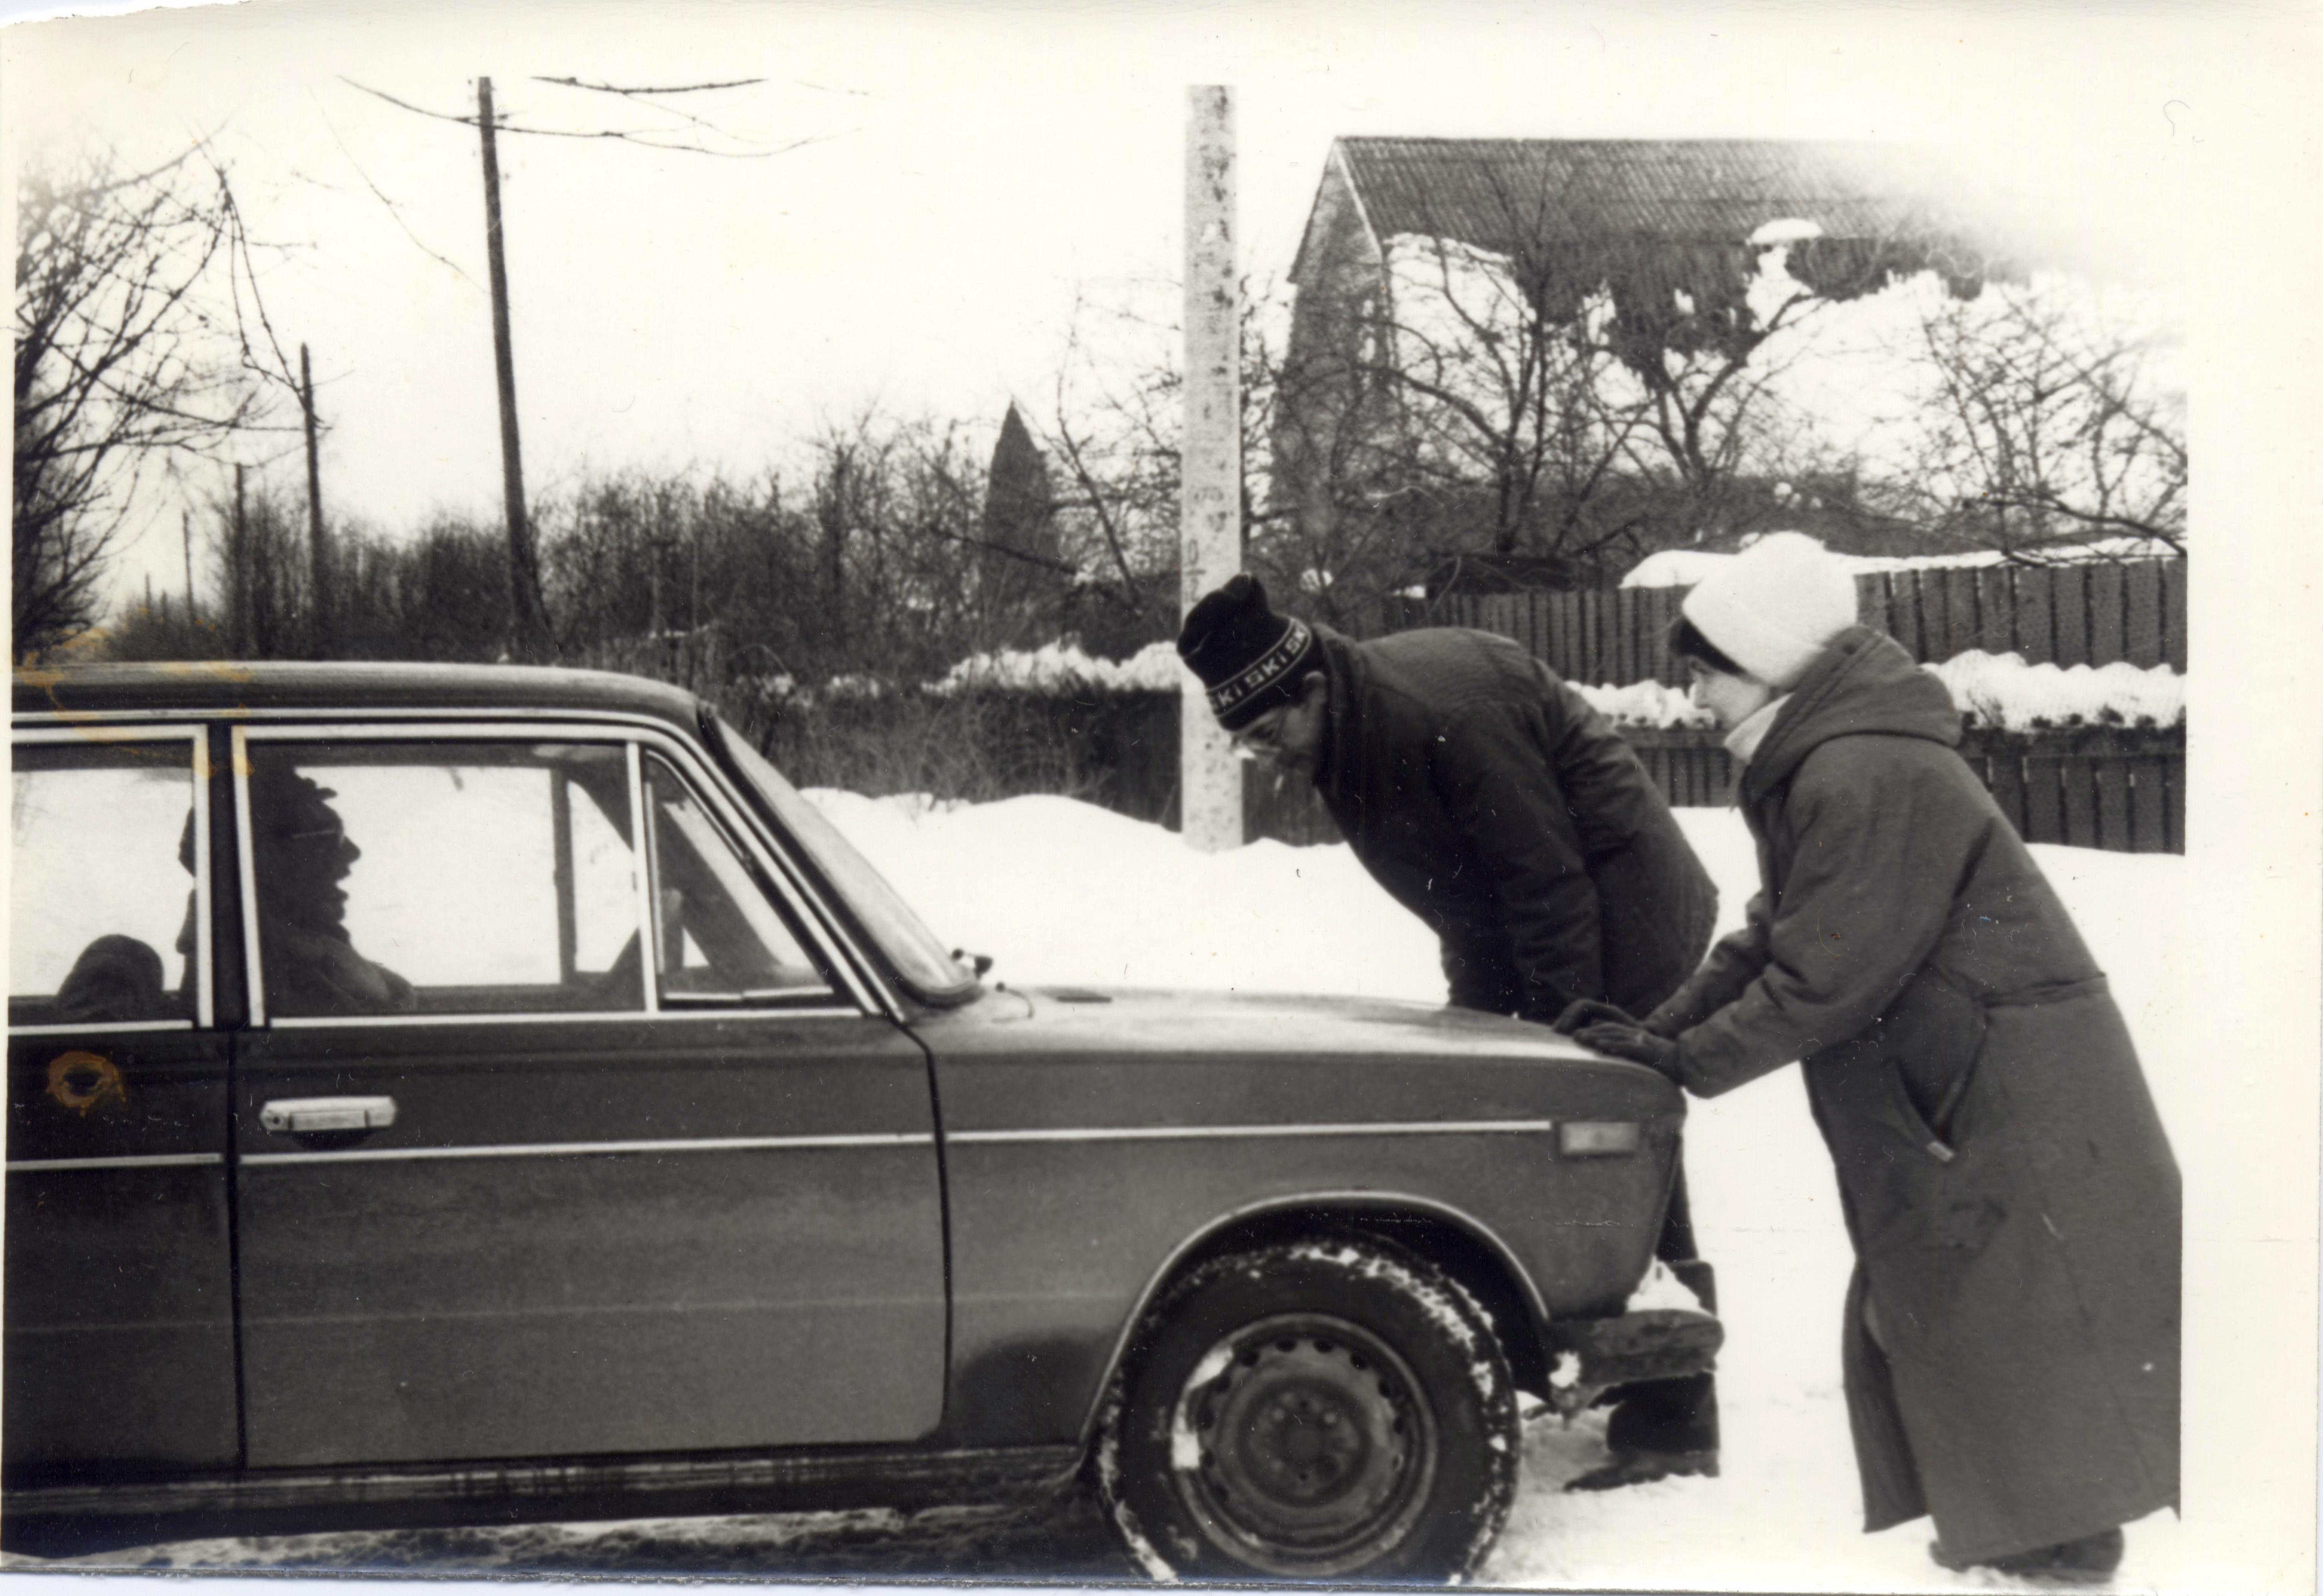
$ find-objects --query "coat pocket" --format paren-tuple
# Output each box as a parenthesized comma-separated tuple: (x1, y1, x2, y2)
(1858, 970, 1987, 1150)
(1877, 993, 2008, 1251)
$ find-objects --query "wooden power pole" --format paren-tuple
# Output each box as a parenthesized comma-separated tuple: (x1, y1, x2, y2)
(182, 509, 198, 629)
(478, 76, 554, 661)
(231, 464, 249, 656)
(301, 343, 330, 652)
(1180, 85, 1244, 852)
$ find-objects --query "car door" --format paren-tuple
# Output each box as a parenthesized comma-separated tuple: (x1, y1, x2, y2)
(228, 723, 947, 1468)
(5, 725, 236, 1472)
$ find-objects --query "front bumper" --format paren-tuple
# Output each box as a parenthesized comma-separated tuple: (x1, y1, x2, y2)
(1540, 1309, 1724, 1418)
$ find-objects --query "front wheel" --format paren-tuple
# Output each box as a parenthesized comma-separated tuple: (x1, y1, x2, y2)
(1094, 1234, 1521, 1582)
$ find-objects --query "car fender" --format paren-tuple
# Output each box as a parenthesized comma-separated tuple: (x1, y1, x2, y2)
(1072, 1186, 1555, 1448)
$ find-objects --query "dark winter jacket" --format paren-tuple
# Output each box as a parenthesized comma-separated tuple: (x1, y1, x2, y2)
(1647, 626, 2179, 1562)
(1311, 626, 1717, 1023)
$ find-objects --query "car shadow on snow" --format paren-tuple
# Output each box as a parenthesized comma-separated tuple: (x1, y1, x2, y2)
(14, 1491, 1138, 1581)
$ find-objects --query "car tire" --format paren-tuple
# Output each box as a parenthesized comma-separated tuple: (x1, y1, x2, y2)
(1094, 1232, 1521, 1583)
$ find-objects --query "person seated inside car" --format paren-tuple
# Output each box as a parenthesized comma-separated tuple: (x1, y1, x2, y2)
(52, 934, 174, 1024)
(250, 764, 417, 1017)
(52, 811, 202, 1026)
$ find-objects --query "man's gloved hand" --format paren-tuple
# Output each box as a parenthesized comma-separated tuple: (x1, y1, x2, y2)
(1576, 1021, 1680, 1081)
(1553, 998, 1638, 1036)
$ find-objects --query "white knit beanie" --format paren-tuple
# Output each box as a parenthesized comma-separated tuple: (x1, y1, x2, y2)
(1680, 533, 1860, 689)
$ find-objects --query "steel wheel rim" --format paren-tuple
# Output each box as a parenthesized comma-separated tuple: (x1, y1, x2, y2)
(1168, 1311, 1439, 1577)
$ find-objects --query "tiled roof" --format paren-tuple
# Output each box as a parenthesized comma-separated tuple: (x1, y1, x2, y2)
(1334, 138, 1957, 252)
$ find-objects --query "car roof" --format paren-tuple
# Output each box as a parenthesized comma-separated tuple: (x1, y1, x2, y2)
(13, 660, 706, 730)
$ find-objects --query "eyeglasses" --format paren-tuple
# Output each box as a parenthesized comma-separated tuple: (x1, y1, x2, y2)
(1230, 712, 1292, 758)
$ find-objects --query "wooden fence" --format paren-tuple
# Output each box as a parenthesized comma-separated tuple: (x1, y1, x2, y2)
(1621, 725, 2184, 852)
(1432, 558, 2187, 686)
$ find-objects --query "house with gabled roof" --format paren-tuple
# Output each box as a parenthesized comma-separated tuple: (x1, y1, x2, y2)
(1273, 138, 1992, 606)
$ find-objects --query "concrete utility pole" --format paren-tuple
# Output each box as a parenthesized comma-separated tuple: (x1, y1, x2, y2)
(478, 76, 554, 660)
(300, 343, 330, 651)
(1181, 85, 1244, 852)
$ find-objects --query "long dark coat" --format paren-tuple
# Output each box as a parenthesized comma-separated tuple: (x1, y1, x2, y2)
(1311, 626, 1718, 1023)
(1646, 627, 2179, 1562)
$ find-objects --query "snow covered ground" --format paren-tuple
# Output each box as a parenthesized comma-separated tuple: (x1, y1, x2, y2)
(20, 797, 2192, 1593)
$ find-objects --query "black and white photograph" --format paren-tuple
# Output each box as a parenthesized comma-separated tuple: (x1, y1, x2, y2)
(3, 1, 2316, 1591)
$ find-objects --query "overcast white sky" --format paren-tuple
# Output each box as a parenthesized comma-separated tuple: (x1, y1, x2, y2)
(0, 0, 2250, 614)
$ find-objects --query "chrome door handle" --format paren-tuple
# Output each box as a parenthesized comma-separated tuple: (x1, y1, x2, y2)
(259, 1096, 398, 1136)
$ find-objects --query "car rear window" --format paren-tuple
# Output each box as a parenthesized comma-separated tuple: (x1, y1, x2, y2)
(11, 737, 203, 1027)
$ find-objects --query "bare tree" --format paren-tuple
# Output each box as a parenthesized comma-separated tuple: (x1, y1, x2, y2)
(1035, 280, 1300, 644)
(13, 148, 294, 656)
(1343, 235, 1653, 563)
(1897, 282, 2185, 558)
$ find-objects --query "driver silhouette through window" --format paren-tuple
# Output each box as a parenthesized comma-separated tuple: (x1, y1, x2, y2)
(250, 764, 415, 1017)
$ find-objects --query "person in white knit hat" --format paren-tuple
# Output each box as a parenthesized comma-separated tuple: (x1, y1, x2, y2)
(1572, 533, 2180, 1584)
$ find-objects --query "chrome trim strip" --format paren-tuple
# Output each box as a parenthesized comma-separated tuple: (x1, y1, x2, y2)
(264, 1005, 866, 1031)
(9, 721, 210, 744)
(628, 740, 661, 1016)
(952, 1118, 1559, 1145)
(192, 729, 214, 1029)
(241, 1131, 934, 1167)
(238, 720, 632, 745)
(18, 706, 694, 729)
(3, 1441, 1082, 1520)
(231, 726, 266, 1027)
(8, 1152, 225, 1172)
(7, 1020, 197, 1037)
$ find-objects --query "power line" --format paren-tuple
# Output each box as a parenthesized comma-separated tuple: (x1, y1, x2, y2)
(531, 74, 765, 96)
(339, 75, 793, 159)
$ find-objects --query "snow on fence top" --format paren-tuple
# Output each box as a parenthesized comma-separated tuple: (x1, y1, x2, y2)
(1927, 651, 2183, 732)
(1571, 680, 1713, 729)
(754, 639, 2180, 734)
(1570, 655, 2180, 731)
(927, 640, 1185, 695)
(1622, 534, 2181, 590)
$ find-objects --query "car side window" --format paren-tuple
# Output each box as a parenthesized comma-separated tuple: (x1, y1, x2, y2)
(641, 754, 831, 1004)
(10, 739, 203, 1028)
(246, 742, 643, 1019)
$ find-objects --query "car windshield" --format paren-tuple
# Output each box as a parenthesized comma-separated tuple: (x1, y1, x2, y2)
(710, 716, 976, 1003)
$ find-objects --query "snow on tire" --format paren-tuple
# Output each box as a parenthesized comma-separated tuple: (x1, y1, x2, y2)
(1094, 1233, 1521, 1583)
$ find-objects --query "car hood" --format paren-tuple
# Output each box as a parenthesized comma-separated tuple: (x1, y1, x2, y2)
(908, 982, 1682, 1138)
(915, 982, 1616, 1064)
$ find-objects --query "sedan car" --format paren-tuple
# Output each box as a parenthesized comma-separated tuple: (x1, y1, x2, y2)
(6, 662, 1718, 1580)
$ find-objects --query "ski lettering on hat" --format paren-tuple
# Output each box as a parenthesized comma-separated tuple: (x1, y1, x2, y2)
(1208, 618, 1313, 716)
